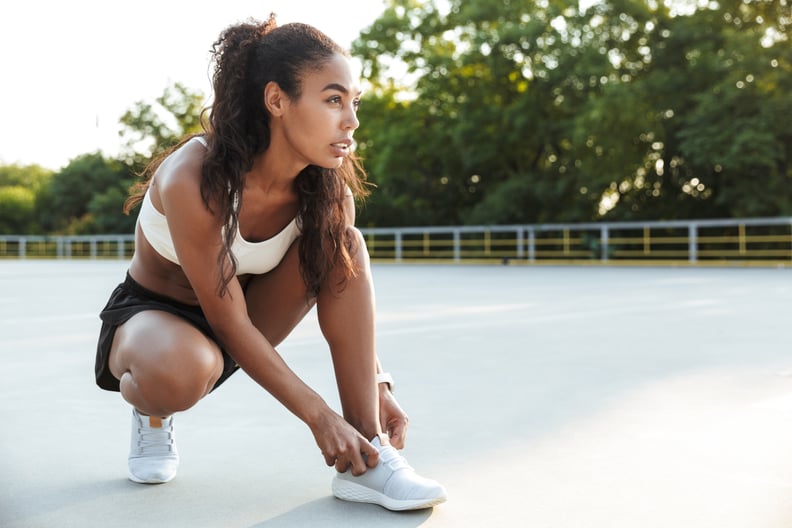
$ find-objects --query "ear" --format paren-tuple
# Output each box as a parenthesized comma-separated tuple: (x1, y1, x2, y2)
(264, 81, 287, 116)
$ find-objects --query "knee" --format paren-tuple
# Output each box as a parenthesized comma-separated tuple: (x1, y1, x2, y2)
(131, 347, 222, 413)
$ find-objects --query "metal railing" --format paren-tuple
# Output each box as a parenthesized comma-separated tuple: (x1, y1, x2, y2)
(363, 217, 792, 266)
(0, 235, 134, 259)
(2, 217, 791, 266)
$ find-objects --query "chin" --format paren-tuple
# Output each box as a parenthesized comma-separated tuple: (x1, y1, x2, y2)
(316, 158, 345, 170)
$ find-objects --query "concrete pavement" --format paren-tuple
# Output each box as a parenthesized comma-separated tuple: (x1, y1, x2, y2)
(1, 260, 792, 527)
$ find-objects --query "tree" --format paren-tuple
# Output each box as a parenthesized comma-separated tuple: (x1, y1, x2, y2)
(0, 163, 52, 190)
(352, 0, 791, 226)
(672, 1, 792, 217)
(608, 0, 792, 220)
(37, 152, 134, 234)
(118, 81, 205, 172)
(353, 0, 654, 225)
(0, 83, 207, 235)
(0, 186, 36, 234)
(0, 164, 52, 234)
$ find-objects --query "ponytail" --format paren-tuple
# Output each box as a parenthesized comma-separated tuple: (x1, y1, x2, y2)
(201, 14, 278, 294)
(128, 14, 370, 298)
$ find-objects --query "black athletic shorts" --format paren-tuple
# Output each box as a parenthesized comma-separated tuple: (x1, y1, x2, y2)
(94, 272, 239, 392)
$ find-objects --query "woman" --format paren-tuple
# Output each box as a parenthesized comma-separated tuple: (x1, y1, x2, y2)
(94, 15, 446, 511)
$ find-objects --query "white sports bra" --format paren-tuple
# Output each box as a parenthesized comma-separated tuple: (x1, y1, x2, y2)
(137, 136, 301, 275)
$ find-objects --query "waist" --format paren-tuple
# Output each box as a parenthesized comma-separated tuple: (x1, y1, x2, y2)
(125, 259, 202, 308)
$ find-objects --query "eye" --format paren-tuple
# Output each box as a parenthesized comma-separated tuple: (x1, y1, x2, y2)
(327, 95, 342, 105)
(352, 98, 361, 110)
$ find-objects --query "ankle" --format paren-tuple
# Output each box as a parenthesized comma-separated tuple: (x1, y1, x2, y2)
(134, 408, 172, 426)
(134, 407, 172, 420)
(371, 433, 390, 447)
(344, 416, 382, 445)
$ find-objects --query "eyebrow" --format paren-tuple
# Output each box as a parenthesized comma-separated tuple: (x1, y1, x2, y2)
(322, 83, 362, 96)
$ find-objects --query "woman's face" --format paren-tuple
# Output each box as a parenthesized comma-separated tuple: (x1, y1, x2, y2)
(280, 53, 361, 170)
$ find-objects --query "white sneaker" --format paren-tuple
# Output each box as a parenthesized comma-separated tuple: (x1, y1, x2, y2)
(128, 409, 179, 484)
(332, 436, 447, 511)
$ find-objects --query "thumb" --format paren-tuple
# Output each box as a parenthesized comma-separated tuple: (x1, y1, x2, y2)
(362, 437, 381, 468)
(387, 420, 407, 450)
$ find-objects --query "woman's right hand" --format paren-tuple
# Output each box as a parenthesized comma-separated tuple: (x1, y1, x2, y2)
(310, 410, 380, 476)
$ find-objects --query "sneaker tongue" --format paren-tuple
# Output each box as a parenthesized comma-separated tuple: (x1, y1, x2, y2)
(371, 437, 411, 471)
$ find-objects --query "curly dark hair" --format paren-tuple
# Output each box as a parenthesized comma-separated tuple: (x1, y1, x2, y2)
(126, 14, 370, 298)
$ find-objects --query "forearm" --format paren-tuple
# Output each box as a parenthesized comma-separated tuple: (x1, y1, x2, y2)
(220, 324, 331, 427)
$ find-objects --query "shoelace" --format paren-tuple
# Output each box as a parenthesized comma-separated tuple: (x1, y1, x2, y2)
(136, 421, 175, 455)
(378, 445, 413, 472)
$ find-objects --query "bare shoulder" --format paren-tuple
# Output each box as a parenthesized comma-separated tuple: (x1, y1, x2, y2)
(156, 140, 205, 190)
(342, 189, 356, 226)
(129, 138, 217, 301)
(151, 140, 207, 212)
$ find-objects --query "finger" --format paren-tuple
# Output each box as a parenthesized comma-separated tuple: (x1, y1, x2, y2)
(379, 413, 390, 437)
(347, 449, 368, 476)
(334, 457, 350, 473)
(389, 427, 405, 450)
(361, 438, 380, 469)
(387, 417, 409, 450)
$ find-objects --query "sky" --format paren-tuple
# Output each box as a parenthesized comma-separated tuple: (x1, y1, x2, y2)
(0, 1, 387, 170)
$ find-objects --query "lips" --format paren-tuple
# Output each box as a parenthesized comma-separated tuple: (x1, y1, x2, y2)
(331, 139, 353, 157)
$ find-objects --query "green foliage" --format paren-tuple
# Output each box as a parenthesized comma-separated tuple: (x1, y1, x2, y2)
(118, 81, 204, 172)
(88, 186, 137, 234)
(3, 3, 790, 232)
(0, 186, 36, 234)
(352, 0, 792, 225)
(36, 152, 135, 234)
(0, 164, 52, 190)
(0, 164, 52, 234)
(0, 82, 205, 235)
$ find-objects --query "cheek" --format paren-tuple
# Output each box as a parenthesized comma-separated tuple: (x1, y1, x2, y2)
(291, 107, 326, 139)
(309, 107, 332, 130)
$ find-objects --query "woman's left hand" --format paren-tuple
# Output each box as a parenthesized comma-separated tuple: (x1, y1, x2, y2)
(378, 383, 409, 449)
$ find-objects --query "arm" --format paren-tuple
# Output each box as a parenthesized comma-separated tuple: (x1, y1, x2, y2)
(344, 191, 410, 449)
(160, 168, 377, 474)
(377, 365, 409, 449)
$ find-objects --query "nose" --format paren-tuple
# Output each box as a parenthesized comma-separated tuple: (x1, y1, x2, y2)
(344, 105, 360, 131)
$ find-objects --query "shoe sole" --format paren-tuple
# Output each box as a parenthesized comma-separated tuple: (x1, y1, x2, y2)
(332, 477, 447, 511)
(128, 471, 176, 484)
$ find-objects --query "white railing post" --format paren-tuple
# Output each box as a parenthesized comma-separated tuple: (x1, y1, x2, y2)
(527, 228, 536, 261)
(516, 227, 524, 259)
(689, 224, 698, 262)
(395, 232, 402, 262)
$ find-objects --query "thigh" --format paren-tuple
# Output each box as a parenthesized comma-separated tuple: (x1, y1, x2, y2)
(244, 240, 316, 347)
(108, 310, 223, 382)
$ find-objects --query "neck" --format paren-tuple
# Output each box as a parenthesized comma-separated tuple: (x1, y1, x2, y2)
(248, 140, 307, 194)
(247, 126, 311, 193)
